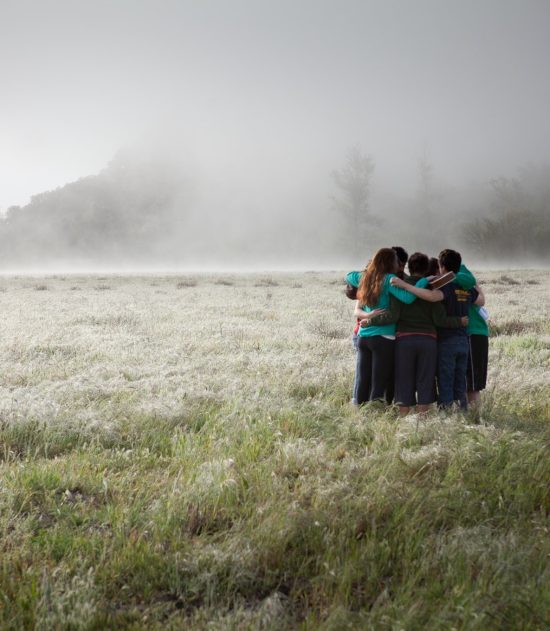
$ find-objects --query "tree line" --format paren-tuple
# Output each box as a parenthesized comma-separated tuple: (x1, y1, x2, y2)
(1, 147, 548, 268)
(333, 147, 550, 264)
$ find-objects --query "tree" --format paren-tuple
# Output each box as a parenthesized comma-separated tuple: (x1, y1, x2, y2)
(417, 153, 435, 223)
(332, 146, 376, 260)
(413, 152, 448, 250)
(461, 167, 550, 261)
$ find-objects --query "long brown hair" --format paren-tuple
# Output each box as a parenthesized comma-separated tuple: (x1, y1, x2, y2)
(357, 248, 398, 307)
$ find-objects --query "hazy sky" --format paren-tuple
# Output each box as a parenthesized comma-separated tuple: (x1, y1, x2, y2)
(1, 0, 550, 211)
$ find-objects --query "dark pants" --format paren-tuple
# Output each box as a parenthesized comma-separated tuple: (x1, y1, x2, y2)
(395, 335, 437, 406)
(467, 334, 489, 392)
(437, 336, 469, 409)
(352, 333, 359, 404)
(357, 336, 395, 404)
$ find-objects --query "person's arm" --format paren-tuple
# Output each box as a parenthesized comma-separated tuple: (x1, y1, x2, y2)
(455, 263, 476, 290)
(390, 276, 444, 302)
(354, 302, 385, 319)
(473, 284, 485, 306)
(431, 302, 467, 328)
(367, 295, 401, 326)
(388, 275, 430, 304)
(354, 302, 387, 325)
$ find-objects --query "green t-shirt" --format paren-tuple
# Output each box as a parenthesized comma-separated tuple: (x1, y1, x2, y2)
(455, 264, 476, 290)
(468, 305, 489, 336)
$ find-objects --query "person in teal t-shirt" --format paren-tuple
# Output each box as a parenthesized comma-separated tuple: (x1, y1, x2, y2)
(345, 246, 408, 405)
(354, 247, 429, 405)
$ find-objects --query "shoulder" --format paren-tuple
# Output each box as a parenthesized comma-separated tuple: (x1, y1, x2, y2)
(346, 271, 362, 288)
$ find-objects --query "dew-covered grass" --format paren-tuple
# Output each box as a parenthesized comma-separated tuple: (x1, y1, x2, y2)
(0, 270, 548, 629)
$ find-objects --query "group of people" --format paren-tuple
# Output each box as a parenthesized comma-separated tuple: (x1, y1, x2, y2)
(345, 246, 489, 415)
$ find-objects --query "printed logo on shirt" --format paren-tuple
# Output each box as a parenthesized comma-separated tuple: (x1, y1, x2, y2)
(455, 289, 470, 302)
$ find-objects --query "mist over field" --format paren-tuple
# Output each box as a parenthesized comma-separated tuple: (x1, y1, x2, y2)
(1, 0, 550, 270)
(1, 3, 549, 626)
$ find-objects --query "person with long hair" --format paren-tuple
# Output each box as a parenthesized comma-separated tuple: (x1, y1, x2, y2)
(353, 247, 429, 404)
(345, 246, 408, 404)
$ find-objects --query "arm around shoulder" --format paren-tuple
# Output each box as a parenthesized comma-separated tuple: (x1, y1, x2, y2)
(390, 276, 443, 303)
(455, 263, 476, 290)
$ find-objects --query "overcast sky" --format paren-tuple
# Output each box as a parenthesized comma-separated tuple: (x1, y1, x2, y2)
(1, 0, 549, 211)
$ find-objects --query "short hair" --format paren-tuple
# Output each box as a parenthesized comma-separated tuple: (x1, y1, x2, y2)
(408, 252, 429, 276)
(392, 246, 408, 265)
(439, 249, 462, 273)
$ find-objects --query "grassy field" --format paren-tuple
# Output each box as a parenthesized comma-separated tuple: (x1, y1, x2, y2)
(0, 270, 548, 630)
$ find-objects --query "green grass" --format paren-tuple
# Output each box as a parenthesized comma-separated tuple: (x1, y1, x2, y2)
(0, 271, 549, 629)
(1, 399, 548, 629)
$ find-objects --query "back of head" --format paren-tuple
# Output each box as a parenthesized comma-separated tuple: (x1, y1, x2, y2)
(439, 249, 462, 274)
(408, 252, 429, 277)
(392, 245, 409, 265)
(358, 247, 398, 307)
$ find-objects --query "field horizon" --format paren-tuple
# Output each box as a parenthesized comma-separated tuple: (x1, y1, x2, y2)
(0, 269, 548, 629)
(0, 262, 549, 275)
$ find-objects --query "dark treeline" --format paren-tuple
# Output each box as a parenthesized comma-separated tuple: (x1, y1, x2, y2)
(0, 152, 191, 268)
(1, 148, 549, 269)
(461, 166, 550, 262)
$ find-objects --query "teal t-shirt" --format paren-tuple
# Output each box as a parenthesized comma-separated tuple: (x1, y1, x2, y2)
(455, 264, 476, 290)
(346, 271, 362, 288)
(357, 274, 429, 337)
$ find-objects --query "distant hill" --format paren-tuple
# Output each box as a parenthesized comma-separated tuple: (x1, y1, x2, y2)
(0, 151, 190, 268)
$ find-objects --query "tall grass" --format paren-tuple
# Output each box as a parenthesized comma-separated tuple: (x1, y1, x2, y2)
(0, 271, 548, 629)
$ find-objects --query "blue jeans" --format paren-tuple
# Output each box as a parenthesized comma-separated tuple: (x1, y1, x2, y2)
(437, 336, 469, 409)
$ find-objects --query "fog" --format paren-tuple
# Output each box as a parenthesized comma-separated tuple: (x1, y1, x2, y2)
(1, 0, 549, 270)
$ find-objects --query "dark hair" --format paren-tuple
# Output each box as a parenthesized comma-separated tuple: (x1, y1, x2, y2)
(439, 249, 462, 273)
(392, 246, 408, 264)
(357, 248, 398, 307)
(408, 252, 429, 276)
(427, 257, 440, 276)
(345, 283, 357, 300)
